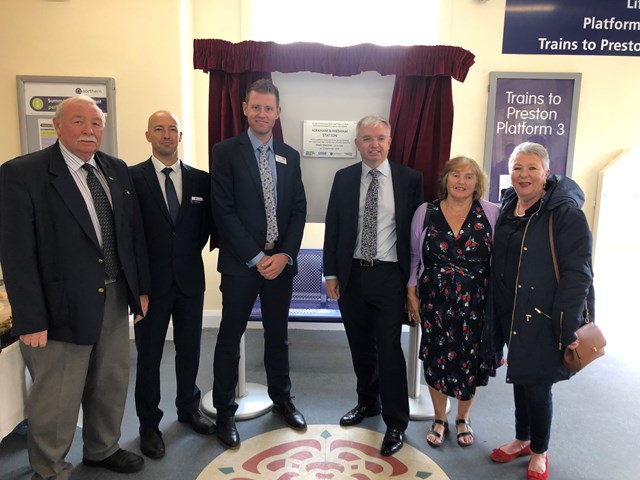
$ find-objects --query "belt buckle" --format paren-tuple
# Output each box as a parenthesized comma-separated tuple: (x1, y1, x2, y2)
(359, 259, 375, 267)
(264, 242, 275, 250)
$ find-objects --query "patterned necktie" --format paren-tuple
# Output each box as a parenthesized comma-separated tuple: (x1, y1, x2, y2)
(361, 169, 381, 262)
(258, 144, 279, 243)
(82, 164, 120, 280)
(162, 167, 180, 224)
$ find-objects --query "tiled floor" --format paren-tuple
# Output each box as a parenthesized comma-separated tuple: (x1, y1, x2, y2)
(1, 327, 637, 480)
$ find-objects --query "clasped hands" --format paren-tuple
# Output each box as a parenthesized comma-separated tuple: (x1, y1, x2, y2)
(257, 253, 288, 280)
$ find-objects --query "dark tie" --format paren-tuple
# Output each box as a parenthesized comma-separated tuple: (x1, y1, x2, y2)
(361, 169, 381, 262)
(258, 144, 279, 243)
(162, 167, 180, 224)
(82, 163, 120, 280)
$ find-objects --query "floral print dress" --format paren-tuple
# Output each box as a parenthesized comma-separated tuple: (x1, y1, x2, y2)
(418, 199, 493, 400)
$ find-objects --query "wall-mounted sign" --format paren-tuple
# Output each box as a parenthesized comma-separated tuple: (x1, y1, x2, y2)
(17, 76, 118, 156)
(302, 120, 357, 159)
(503, 0, 640, 57)
(483, 72, 581, 202)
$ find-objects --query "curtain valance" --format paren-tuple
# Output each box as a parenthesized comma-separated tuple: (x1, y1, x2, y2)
(194, 39, 474, 81)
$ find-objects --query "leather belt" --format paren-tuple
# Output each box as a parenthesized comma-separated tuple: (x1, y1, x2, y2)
(353, 258, 392, 267)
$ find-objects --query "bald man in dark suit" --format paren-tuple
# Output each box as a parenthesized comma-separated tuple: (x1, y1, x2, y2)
(130, 111, 215, 460)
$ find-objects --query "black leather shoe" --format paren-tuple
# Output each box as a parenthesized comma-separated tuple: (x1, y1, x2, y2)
(177, 409, 216, 435)
(273, 399, 307, 430)
(380, 428, 405, 457)
(340, 404, 382, 426)
(216, 415, 240, 449)
(139, 426, 165, 459)
(83, 448, 144, 473)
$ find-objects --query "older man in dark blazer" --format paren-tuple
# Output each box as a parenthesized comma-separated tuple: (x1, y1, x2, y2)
(323, 115, 423, 457)
(130, 111, 215, 460)
(0, 95, 150, 478)
(211, 79, 307, 449)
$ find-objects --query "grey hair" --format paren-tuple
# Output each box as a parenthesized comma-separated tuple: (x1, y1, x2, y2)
(54, 95, 105, 125)
(356, 115, 391, 137)
(508, 142, 550, 172)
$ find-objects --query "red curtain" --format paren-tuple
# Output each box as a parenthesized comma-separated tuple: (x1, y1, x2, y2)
(194, 39, 475, 196)
(389, 76, 453, 201)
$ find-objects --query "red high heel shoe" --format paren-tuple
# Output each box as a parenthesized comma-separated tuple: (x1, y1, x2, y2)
(527, 454, 548, 480)
(489, 443, 532, 463)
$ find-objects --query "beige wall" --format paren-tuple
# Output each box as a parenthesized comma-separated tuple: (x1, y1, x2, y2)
(2, 0, 638, 315)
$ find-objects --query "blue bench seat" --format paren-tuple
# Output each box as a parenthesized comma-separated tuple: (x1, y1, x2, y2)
(250, 248, 340, 322)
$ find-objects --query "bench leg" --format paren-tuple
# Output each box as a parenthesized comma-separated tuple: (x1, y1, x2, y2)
(200, 334, 273, 420)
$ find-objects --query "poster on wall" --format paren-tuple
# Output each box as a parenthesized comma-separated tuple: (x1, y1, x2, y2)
(483, 72, 581, 202)
(503, 0, 640, 57)
(16, 76, 118, 156)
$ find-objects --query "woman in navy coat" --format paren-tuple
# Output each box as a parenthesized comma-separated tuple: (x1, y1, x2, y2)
(489, 142, 595, 480)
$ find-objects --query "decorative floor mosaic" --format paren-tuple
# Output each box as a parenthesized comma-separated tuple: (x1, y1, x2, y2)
(198, 425, 450, 480)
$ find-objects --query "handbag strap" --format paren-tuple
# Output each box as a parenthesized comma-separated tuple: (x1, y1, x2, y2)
(548, 211, 590, 323)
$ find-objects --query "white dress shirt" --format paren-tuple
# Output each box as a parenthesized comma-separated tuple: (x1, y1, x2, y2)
(354, 159, 398, 263)
(151, 156, 183, 209)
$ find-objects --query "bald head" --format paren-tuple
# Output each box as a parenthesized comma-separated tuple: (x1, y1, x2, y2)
(145, 111, 182, 164)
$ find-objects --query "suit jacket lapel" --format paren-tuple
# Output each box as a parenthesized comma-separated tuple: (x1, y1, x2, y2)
(142, 158, 173, 225)
(346, 164, 362, 240)
(49, 143, 101, 250)
(179, 162, 193, 224)
(273, 141, 286, 208)
(390, 161, 407, 231)
(239, 132, 263, 199)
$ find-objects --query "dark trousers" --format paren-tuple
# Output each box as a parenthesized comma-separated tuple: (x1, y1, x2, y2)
(513, 383, 553, 453)
(338, 261, 409, 431)
(134, 285, 204, 429)
(213, 270, 294, 416)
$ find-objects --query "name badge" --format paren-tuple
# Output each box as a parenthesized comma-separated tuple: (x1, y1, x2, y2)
(191, 196, 203, 204)
(275, 155, 287, 165)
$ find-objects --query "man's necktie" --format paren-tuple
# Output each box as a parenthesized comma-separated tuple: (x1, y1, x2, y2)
(258, 144, 279, 243)
(162, 167, 180, 224)
(361, 169, 381, 262)
(82, 164, 120, 280)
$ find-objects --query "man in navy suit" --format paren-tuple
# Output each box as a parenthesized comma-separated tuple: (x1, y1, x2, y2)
(130, 111, 215, 459)
(0, 95, 150, 478)
(323, 115, 423, 456)
(211, 79, 307, 449)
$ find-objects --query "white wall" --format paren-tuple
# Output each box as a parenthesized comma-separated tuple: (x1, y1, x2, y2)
(273, 71, 396, 222)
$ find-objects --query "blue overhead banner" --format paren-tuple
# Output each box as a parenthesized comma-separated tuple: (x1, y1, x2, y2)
(503, 0, 640, 56)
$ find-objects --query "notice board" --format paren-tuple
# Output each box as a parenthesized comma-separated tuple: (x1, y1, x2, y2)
(483, 72, 581, 202)
(16, 76, 118, 156)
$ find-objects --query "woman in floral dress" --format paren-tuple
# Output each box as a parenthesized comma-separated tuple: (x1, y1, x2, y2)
(407, 156, 499, 448)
